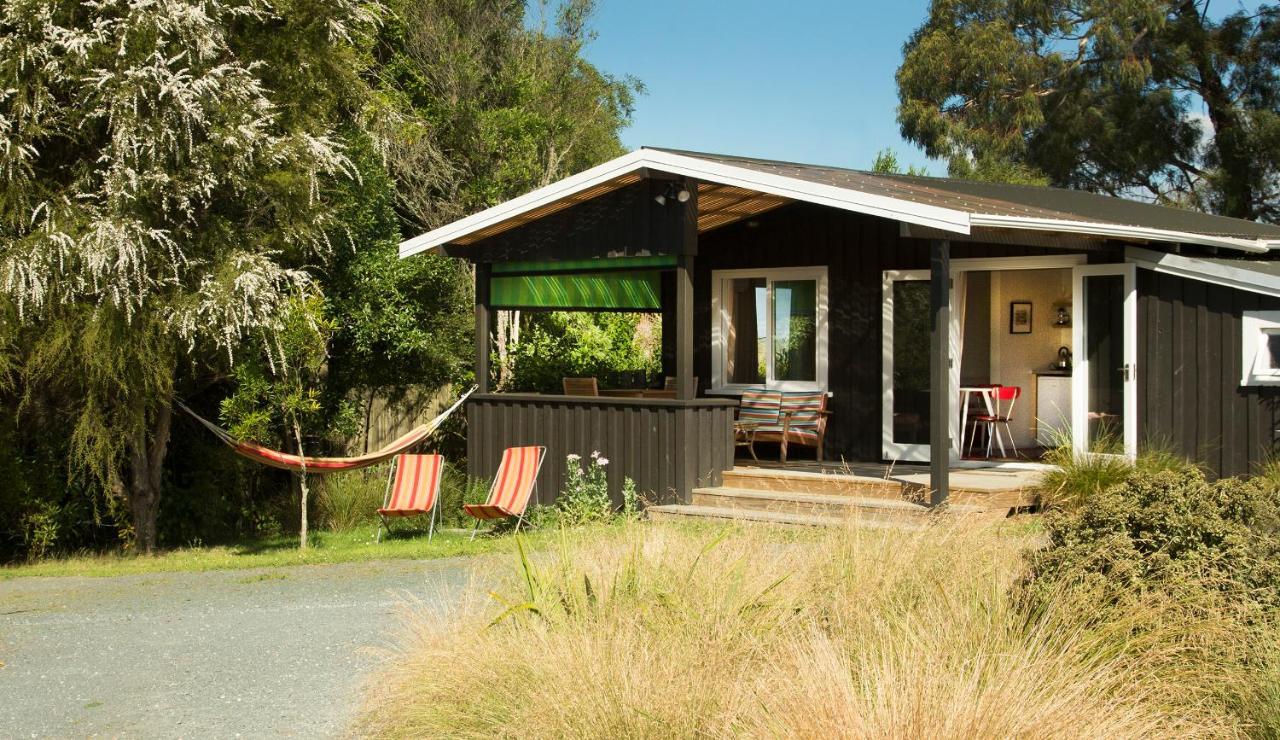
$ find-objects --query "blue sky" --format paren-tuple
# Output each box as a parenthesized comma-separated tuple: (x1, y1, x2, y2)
(577, 1, 940, 174)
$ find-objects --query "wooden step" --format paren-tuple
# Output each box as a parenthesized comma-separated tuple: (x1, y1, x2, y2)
(691, 487, 928, 519)
(720, 467, 903, 500)
(646, 504, 921, 530)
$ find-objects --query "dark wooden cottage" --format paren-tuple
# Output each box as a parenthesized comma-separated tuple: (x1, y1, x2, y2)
(401, 148, 1280, 507)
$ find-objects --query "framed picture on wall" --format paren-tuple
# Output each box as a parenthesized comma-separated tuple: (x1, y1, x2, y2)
(1010, 301, 1033, 334)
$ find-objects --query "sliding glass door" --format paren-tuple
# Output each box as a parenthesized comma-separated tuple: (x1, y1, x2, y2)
(882, 270, 932, 461)
(1072, 264, 1137, 457)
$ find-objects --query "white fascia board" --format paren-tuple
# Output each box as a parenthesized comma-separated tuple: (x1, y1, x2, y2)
(970, 213, 1273, 254)
(1126, 246, 1280, 298)
(398, 149, 973, 258)
(398, 150, 653, 258)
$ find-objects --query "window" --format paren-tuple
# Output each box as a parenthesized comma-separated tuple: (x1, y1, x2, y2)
(1241, 310, 1280, 385)
(712, 267, 828, 390)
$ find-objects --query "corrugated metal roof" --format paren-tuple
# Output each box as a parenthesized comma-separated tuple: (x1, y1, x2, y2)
(649, 148, 1280, 241)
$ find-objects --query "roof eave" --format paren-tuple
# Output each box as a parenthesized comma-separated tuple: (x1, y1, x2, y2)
(970, 214, 1273, 254)
(398, 149, 974, 258)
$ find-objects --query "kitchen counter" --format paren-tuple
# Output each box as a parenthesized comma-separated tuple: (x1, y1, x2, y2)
(1032, 368, 1072, 377)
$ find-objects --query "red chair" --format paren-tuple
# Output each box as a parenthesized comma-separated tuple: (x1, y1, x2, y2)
(970, 386, 1022, 459)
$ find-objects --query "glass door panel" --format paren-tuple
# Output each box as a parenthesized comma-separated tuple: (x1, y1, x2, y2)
(1072, 265, 1137, 457)
(882, 271, 932, 462)
(724, 277, 766, 385)
(772, 279, 818, 381)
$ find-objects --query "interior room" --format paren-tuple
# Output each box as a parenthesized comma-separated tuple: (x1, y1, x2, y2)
(958, 268, 1074, 459)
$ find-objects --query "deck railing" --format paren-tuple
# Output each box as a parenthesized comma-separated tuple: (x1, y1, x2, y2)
(466, 393, 738, 506)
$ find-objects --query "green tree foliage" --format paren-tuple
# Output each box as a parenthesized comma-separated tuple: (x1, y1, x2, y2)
(0, 0, 377, 551)
(0, 0, 642, 559)
(870, 148, 930, 176)
(372, 0, 642, 228)
(897, 1, 1280, 214)
(507, 313, 661, 393)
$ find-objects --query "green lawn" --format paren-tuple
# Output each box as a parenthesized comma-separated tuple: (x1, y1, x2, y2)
(0, 523, 552, 579)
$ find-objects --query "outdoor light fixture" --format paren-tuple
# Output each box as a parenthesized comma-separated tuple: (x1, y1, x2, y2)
(654, 183, 691, 206)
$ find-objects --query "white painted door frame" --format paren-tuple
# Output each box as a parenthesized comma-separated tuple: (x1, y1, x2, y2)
(881, 269, 932, 461)
(1071, 263, 1139, 458)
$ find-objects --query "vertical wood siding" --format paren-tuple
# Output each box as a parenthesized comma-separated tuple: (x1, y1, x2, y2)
(466, 394, 736, 505)
(1138, 269, 1280, 477)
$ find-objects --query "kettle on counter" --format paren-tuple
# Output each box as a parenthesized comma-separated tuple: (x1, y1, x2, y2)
(1055, 346, 1072, 370)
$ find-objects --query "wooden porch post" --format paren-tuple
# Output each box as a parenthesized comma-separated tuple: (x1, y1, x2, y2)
(929, 239, 950, 506)
(474, 262, 491, 394)
(675, 178, 698, 401)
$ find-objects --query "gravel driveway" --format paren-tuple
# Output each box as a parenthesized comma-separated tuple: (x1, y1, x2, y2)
(0, 556, 485, 738)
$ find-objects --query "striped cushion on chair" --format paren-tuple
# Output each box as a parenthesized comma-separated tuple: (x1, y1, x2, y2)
(739, 388, 782, 425)
(780, 390, 825, 432)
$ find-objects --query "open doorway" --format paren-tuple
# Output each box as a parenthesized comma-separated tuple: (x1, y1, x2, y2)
(956, 267, 1074, 461)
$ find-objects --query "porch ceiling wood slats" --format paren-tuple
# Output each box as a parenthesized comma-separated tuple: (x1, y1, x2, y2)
(452, 173, 645, 246)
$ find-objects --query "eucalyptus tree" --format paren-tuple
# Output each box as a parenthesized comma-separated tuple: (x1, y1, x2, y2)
(898, 1, 1280, 218)
(0, 0, 377, 551)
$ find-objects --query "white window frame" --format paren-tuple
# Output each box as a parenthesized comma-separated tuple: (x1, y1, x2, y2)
(710, 266, 829, 392)
(1241, 310, 1280, 386)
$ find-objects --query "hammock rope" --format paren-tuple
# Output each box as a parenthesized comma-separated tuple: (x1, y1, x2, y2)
(177, 386, 475, 474)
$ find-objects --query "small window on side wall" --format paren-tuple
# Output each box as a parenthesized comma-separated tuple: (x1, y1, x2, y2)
(1241, 311, 1280, 385)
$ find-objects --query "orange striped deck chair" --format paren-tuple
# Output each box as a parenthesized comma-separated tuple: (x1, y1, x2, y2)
(376, 454, 445, 542)
(464, 446, 546, 539)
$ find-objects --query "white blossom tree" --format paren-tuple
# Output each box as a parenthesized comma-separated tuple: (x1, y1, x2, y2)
(0, 0, 377, 551)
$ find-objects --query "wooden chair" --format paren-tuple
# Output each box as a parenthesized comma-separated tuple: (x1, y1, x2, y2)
(735, 388, 782, 460)
(748, 390, 830, 463)
(376, 454, 445, 542)
(663, 376, 699, 394)
(562, 377, 599, 396)
(464, 446, 546, 538)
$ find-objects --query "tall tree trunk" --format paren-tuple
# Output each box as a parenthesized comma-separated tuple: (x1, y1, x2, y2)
(126, 399, 172, 554)
(289, 411, 310, 550)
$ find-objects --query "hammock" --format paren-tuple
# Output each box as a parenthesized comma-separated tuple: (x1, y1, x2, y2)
(177, 386, 475, 474)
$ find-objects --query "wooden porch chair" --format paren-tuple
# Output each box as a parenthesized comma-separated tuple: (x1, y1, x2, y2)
(562, 377, 599, 396)
(464, 446, 546, 539)
(662, 376, 699, 394)
(751, 390, 830, 463)
(376, 454, 445, 542)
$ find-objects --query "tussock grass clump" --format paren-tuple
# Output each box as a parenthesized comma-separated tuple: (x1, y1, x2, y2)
(1038, 432, 1202, 512)
(359, 520, 1247, 738)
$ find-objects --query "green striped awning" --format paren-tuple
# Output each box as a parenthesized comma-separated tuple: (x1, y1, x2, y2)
(490, 271, 661, 310)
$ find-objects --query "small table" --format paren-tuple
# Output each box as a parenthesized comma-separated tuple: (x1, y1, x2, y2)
(958, 386, 1000, 457)
(734, 422, 761, 460)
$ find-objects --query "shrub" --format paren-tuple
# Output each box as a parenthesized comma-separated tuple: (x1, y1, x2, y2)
(316, 465, 390, 532)
(556, 452, 614, 525)
(1027, 468, 1280, 617)
(437, 464, 490, 528)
